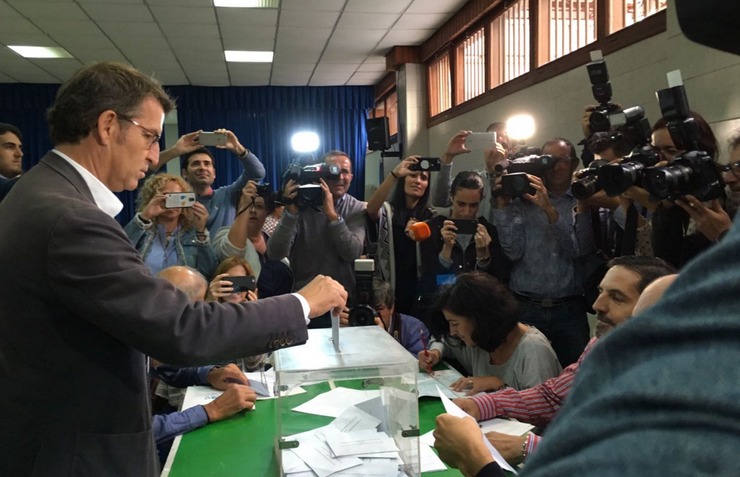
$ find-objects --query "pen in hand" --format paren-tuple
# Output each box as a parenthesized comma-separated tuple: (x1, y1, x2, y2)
(420, 330, 434, 375)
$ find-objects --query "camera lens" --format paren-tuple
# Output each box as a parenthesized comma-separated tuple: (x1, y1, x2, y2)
(348, 304, 377, 327)
(642, 164, 692, 199)
(571, 174, 601, 200)
(599, 162, 644, 196)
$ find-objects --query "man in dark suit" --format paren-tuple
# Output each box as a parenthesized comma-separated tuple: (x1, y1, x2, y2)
(0, 122, 24, 202)
(0, 61, 347, 477)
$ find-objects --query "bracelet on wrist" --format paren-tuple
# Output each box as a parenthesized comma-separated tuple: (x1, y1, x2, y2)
(390, 171, 400, 179)
(521, 433, 531, 461)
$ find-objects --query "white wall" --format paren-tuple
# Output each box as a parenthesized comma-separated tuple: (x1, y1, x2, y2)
(423, 0, 740, 178)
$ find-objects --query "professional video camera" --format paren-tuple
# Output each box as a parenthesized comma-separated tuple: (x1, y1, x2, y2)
(641, 82, 724, 201)
(586, 54, 620, 133)
(495, 154, 556, 198)
(347, 259, 377, 327)
(280, 162, 341, 207)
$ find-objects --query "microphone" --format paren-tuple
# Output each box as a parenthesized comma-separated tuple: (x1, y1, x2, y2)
(407, 220, 431, 241)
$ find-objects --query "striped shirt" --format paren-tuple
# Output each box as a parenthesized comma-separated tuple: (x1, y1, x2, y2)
(471, 337, 599, 456)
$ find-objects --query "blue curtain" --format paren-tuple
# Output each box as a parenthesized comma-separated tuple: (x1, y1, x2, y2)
(0, 83, 373, 224)
(168, 85, 374, 201)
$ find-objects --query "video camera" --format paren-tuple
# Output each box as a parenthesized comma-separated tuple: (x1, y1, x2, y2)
(642, 81, 724, 201)
(495, 154, 556, 198)
(280, 162, 341, 207)
(347, 259, 377, 327)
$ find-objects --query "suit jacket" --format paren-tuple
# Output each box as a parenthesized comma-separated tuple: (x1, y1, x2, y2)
(0, 152, 308, 476)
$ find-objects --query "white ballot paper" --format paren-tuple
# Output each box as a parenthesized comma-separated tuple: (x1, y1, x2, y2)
(417, 369, 474, 399)
(324, 428, 399, 457)
(292, 386, 380, 418)
(436, 385, 518, 474)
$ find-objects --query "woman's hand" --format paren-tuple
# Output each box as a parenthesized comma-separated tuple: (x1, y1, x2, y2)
(675, 195, 732, 242)
(417, 348, 441, 370)
(188, 201, 209, 233)
(140, 192, 168, 221)
(450, 376, 506, 395)
(208, 273, 235, 300)
(393, 155, 420, 178)
(474, 223, 492, 251)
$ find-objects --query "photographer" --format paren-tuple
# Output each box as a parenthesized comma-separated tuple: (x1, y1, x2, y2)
(124, 173, 217, 278)
(267, 150, 367, 328)
(366, 155, 434, 314)
(156, 129, 265, 235)
(614, 111, 730, 268)
(212, 181, 293, 298)
(491, 138, 594, 368)
(433, 123, 511, 221)
(417, 171, 510, 324)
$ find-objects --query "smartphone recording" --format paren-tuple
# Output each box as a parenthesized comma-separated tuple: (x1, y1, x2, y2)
(224, 276, 256, 293)
(198, 132, 227, 147)
(408, 157, 441, 172)
(164, 192, 196, 208)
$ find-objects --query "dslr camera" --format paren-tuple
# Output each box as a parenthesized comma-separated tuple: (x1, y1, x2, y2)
(347, 259, 377, 327)
(642, 84, 724, 201)
(280, 162, 341, 207)
(573, 106, 655, 199)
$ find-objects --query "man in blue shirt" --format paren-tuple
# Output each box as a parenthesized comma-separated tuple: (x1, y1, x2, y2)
(155, 128, 266, 234)
(152, 266, 256, 465)
(491, 138, 594, 367)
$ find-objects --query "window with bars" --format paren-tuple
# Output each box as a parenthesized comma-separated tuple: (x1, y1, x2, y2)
(491, 0, 531, 88)
(370, 89, 399, 138)
(429, 54, 452, 116)
(610, 0, 667, 33)
(426, 0, 666, 119)
(456, 28, 486, 103)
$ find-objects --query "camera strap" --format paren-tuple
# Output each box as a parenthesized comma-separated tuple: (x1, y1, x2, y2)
(621, 204, 639, 256)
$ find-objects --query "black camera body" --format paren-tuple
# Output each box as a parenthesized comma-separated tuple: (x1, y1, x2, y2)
(281, 162, 341, 207)
(496, 154, 556, 198)
(347, 259, 377, 327)
(256, 183, 271, 197)
(496, 154, 556, 177)
(642, 150, 724, 201)
(282, 162, 340, 185)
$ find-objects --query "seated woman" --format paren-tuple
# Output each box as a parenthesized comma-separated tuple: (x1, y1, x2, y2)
(124, 173, 217, 278)
(419, 272, 561, 394)
(213, 181, 293, 298)
(208, 256, 266, 372)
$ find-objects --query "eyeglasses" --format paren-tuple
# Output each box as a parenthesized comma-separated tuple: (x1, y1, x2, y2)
(118, 116, 161, 149)
(718, 161, 740, 179)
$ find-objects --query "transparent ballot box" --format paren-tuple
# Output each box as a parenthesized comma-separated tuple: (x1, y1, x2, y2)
(273, 326, 420, 476)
